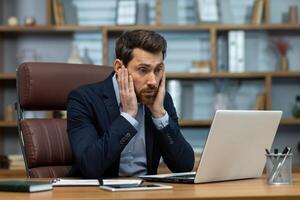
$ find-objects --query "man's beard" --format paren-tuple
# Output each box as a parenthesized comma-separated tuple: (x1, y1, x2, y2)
(136, 86, 158, 105)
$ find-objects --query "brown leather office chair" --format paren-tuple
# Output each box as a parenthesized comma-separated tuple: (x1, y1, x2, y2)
(16, 62, 113, 178)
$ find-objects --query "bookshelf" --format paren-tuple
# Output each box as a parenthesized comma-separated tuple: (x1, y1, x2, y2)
(0, 0, 300, 174)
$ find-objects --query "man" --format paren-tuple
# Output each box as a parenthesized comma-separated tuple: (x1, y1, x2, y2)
(67, 30, 194, 178)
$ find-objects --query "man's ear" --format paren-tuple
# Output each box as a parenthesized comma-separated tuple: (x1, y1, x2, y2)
(113, 59, 123, 73)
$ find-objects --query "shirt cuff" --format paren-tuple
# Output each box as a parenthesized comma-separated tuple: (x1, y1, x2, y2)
(121, 112, 139, 130)
(152, 112, 169, 130)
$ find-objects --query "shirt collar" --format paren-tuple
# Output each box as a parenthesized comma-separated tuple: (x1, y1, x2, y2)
(112, 73, 121, 106)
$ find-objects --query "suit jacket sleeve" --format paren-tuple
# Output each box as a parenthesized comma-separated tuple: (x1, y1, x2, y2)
(67, 88, 137, 178)
(156, 92, 195, 172)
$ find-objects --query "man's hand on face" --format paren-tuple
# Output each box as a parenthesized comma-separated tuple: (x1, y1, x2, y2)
(146, 72, 167, 118)
(117, 65, 138, 118)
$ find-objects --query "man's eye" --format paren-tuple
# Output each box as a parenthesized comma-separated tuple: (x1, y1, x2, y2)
(139, 68, 148, 73)
(155, 68, 162, 74)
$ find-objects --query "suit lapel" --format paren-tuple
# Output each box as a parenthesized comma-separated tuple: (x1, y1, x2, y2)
(100, 73, 121, 176)
(102, 73, 120, 123)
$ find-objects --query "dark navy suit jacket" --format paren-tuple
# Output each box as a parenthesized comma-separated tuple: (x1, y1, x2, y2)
(67, 73, 194, 178)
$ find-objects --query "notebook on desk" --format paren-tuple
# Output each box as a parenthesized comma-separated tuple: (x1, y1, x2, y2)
(140, 110, 282, 184)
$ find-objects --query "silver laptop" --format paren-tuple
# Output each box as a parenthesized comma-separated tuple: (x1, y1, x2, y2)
(140, 110, 282, 183)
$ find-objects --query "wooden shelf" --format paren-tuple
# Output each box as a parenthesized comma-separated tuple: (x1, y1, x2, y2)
(0, 73, 16, 80)
(0, 121, 17, 128)
(179, 120, 212, 127)
(215, 23, 300, 31)
(179, 118, 300, 127)
(1, 23, 300, 33)
(167, 72, 266, 79)
(2, 71, 299, 81)
(0, 25, 101, 32)
(104, 24, 300, 32)
(1, 118, 298, 128)
(1, 71, 298, 81)
(167, 71, 300, 80)
(0, 169, 26, 178)
(270, 71, 300, 77)
(104, 24, 213, 31)
(281, 118, 300, 125)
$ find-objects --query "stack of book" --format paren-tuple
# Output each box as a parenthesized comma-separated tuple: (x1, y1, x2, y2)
(8, 154, 25, 170)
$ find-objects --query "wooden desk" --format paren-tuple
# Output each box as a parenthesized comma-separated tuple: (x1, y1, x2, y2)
(0, 174, 300, 200)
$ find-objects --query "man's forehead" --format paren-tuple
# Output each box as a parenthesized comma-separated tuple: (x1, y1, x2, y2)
(132, 49, 163, 65)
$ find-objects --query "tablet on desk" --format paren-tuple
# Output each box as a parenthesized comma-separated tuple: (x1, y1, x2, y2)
(99, 183, 172, 192)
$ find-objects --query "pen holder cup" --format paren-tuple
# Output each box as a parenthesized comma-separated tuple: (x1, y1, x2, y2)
(265, 153, 293, 185)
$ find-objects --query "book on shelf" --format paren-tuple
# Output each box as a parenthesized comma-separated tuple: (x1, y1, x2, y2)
(197, 0, 219, 22)
(167, 80, 182, 118)
(52, 0, 65, 25)
(254, 93, 266, 110)
(8, 154, 25, 170)
(116, 0, 137, 25)
(57, 0, 65, 25)
(218, 0, 233, 24)
(251, 0, 264, 25)
(228, 31, 245, 73)
(0, 180, 53, 193)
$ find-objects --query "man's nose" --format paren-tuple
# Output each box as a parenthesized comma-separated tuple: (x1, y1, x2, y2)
(147, 72, 157, 86)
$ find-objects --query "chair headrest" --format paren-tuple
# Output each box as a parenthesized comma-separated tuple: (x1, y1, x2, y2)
(17, 62, 114, 110)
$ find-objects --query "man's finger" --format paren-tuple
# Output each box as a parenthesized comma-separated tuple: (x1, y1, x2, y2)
(124, 68, 129, 93)
(159, 72, 166, 91)
(117, 68, 123, 91)
(128, 75, 134, 93)
(120, 66, 125, 92)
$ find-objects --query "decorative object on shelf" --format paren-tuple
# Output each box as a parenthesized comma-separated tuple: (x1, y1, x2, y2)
(288, 5, 298, 24)
(269, 38, 291, 71)
(116, 0, 137, 25)
(4, 105, 15, 122)
(292, 95, 300, 118)
(17, 48, 39, 64)
(167, 80, 182, 118)
(7, 16, 18, 26)
(82, 48, 93, 64)
(197, 0, 219, 23)
(24, 16, 36, 26)
(190, 60, 210, 73)
(68, 44, 83, 64)
(251, 0, 264, 25)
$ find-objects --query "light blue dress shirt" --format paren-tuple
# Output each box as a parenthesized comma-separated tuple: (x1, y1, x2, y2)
(112, 74, 169, 176)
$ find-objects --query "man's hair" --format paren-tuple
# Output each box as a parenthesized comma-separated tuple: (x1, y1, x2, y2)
(115, 29, 167, 66)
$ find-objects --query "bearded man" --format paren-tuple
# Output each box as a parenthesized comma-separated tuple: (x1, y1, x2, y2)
(67, 30, 194, 178)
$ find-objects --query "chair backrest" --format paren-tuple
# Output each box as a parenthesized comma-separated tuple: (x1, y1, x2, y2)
(16, 62, 113, 178)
